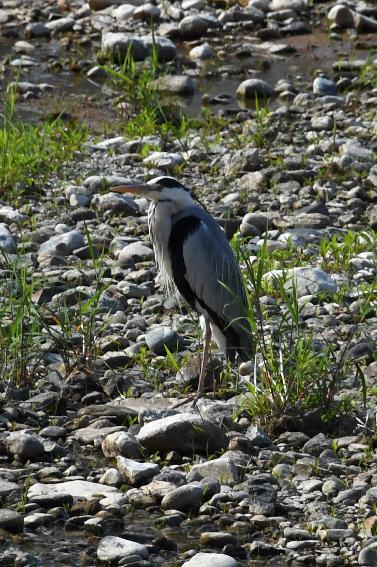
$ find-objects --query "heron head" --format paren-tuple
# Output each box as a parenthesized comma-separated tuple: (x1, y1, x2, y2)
(112, 176, 190, 202)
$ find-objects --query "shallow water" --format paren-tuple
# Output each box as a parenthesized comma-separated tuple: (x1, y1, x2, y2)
(1, 28, 377, 129)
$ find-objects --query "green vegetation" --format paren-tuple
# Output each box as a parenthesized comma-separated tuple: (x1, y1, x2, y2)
(232, 235, 375, 426)
(102, 41, 191, 141)
(0, 231, 109, 387)
(0, 254, 41, 386)
(0, 84, 88, 202)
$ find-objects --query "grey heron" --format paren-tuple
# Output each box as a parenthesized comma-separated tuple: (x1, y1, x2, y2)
(113, 176, 253, 396)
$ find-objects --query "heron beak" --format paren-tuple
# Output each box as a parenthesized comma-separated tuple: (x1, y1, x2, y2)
(112, 183, 151, 196)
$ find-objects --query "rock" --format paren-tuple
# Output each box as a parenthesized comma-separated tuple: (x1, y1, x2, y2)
(0, 479, 20, 499)
(189, 43, 213, 60)
(137, 413, 228, 455)
(223, 149, 260, 177)
(100, 468, 123, 487)
(333, 486, 367, 505)
(45, 17, 75, 33)
(28, 481, 119, 501)
(353, 13, 377, 33)
(28, 493, 73, 508)
(0, 224, 16, 253)
(101, 32, 176, 63)
(118, 243, 154, 265)
(239, 171, 266, 192)
(358, 546, 377, 566)
(179, 15, 208, 40)
(322, 478, 344, 497)
(271, 0, 305, 10)
(39, 426, 67, 440)
(310, 116, 334, 130)
(191, 458, 239, 485)
(303, 433, 332, 456)
(0, 510, 24, 534)
(117, 456, 159, 486)
(93, 192, 139, 215)
(245, 425, 272, 447)
(97, 536, 148, 562)
(145, 326, 185, 355)
(24, 512, 53, 529)
(5, 432, 44, 460)
(143, 35, 177, 61)
(340, 142, 373, 162)
(247, 485, 277, 515)
(153, 75, 195, 95)
(313, 77, 337, 96)
(200, 532, 237, 547)
(83, 175, 130, 192)
(101, 32, 147, 62)
(236, 79, 276, 100)
(134, 3, 160, 21)
(38, 230, 84, 258)
(161, 484, 203, 512)
(25, 22, 51, 38)
(264, 267, 337, 297)
(327, 4, 354, 29)
(112, 4, 136, 21)
(102, 431, 143, 459)
(143, 151, 183, 169)
(182, 552, 238, 567)
(0, 205, 26, 224)
(200, 477, 221, 500)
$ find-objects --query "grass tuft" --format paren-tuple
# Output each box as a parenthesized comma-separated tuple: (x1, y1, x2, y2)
(0, 84, 88, 202)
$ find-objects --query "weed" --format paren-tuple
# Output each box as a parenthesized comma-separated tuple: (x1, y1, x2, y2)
(0, 252, 43, 386)
(0, 83, 88, 202)
(17, 474, 32, 512)
(230, 234, 365, 425)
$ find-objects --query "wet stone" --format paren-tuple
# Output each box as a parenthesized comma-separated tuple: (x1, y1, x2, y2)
(137, 412, 228, 455)
(5, 432, 45, 460)
(246, 485, 277, 515)
(179, 15, 208, 40)
(236, 78, 276, 99)
(200, 532, 237, 547)
(97, 536, 149, 562)
(0, 510, 24, 533)
(116, 456, 159, 486)
(192, 458, 239, 485)
(145, 325, 185, 355)
(28, 493, 73, 508)
(358, 546, 377, 566)
(161, 484, 203, 512)
(182, 552, 238, 567)
(0, 479, 20, 499)
(0, 224, 17, 253)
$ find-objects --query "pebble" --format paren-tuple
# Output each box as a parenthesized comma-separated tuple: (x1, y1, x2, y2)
(117, 456, 159, 486)
(0, 510, 24, 533)
(236, 78, 276, 99)
(137, 413, 228, 454)
(182, 552, 238, 566)
(161, 484, 203, 512)
(97, 536, 149, 562)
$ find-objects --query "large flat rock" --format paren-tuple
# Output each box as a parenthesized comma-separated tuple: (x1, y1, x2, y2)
(137, 412, 228, 455)
(28, 480, 120, 501)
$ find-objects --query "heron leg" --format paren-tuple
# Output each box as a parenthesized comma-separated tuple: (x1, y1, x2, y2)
(198, 319, 211, 396)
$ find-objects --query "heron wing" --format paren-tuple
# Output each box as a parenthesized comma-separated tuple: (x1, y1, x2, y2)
(169, 207, 252, 360)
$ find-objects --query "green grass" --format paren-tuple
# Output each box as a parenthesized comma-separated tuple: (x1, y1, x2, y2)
(0, 230, 110, 387)
(0, 85, 88, 202)
(231, 234, 372, 426)
(0, 254, 41, 386)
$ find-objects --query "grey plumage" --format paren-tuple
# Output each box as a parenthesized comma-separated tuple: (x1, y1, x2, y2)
(113, 176, 253, 395)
